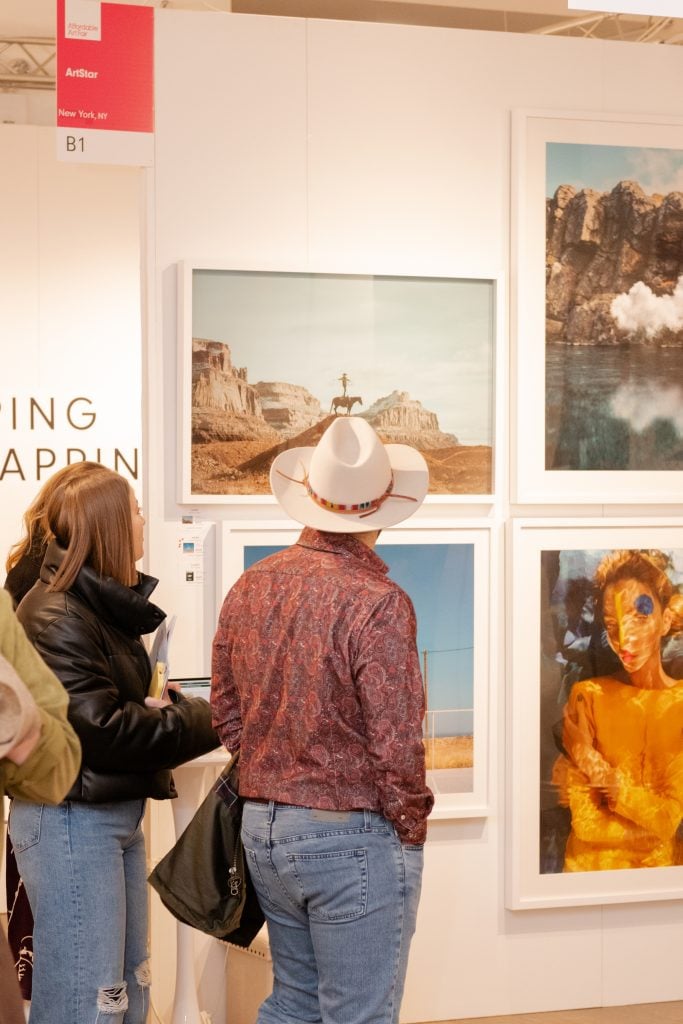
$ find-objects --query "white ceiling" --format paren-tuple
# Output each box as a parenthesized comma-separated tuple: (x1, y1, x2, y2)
(2, 0, 683, 44)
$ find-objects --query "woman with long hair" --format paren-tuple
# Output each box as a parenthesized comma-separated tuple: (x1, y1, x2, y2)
(9, 462, 218, 1024)
(4, 465, 75, 607)
(553, 549, 683, 871)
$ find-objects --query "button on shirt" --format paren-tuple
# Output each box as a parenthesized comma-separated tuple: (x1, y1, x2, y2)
(211, 528, 433, 844)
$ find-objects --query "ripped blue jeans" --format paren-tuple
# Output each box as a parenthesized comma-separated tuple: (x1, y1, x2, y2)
(9, 799, 150, 1024)
(242, 802, 424, 1024)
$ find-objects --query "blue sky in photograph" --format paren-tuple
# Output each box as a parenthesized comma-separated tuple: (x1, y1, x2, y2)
(546, 142, 683, 197)
(192, 269, 494, 444)
(243, 542, 475, 717)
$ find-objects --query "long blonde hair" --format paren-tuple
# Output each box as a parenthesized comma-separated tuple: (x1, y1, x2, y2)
(42, 462, 138, 591)
(6, 464, 76, 574)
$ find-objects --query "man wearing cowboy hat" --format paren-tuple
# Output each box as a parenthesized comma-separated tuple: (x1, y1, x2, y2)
(211, 416, 433, 1024)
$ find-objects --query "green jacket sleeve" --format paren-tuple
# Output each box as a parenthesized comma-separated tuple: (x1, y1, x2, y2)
(0, 590, 81, 803)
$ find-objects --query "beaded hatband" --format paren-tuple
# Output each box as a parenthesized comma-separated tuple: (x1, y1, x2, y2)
(276, 467, 417, 519)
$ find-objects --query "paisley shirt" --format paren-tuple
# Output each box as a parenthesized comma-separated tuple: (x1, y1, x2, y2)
(211, 528, 433, 843)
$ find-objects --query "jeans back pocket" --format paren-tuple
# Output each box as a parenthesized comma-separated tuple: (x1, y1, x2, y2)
(9, 801, 44, 853)
(288, 848, 368, 922)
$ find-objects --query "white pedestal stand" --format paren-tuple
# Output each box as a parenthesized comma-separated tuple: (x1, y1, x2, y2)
(168, 750, 227, 1024)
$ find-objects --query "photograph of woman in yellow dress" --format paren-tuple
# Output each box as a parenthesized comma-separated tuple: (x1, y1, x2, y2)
(549, 549, 683, 872)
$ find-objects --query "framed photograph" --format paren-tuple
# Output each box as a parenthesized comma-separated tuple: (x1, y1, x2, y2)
(178, 263, 499, 503)
(507, 518, 683, 909)
(512, 110, 683, 503)
(218, 519, 494, 818)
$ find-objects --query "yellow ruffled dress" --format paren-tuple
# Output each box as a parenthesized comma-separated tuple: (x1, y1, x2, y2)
(553, 675, 683, 871)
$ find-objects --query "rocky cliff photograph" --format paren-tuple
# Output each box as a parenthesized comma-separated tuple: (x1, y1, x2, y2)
(186, 269, 495, 496)
(545, 141, 683, 472)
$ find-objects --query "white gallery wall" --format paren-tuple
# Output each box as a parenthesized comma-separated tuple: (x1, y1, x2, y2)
(0, 125, 144, 556)
(148, 11, 683, 1023)
(0, 125, 143, 915)
(2, 12, 683, 1024)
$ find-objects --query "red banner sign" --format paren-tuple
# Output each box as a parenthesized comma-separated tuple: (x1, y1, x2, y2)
(57, 0, 154, 165)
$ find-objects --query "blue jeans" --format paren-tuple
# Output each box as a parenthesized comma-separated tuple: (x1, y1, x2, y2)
(9, 799, 149, 1024)
(241, 802, 424, 1024)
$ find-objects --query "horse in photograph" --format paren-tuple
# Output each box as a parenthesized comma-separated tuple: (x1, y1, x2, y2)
(330, 395, 363, 415)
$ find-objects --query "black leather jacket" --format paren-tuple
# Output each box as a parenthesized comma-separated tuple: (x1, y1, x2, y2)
(16, 541, 219, 803)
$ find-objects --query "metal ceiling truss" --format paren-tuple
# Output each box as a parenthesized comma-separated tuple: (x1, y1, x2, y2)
(0, 4, 681, 101)
(532, 12, 682, 43)
(0, 38, 56, 91)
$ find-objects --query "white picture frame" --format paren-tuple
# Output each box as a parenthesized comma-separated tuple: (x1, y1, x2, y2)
(178, 262, 503, 505)
(507, 517, 683, 909)
(512, 109, 683, 504)
(218, 518, 494, 819)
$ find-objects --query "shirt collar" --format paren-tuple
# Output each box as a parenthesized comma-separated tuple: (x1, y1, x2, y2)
(297, 527, 389, 576)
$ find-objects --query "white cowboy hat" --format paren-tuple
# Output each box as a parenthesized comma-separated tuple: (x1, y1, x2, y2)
(270, 416, 428, 533)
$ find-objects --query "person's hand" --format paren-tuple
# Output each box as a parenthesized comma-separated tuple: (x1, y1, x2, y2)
(563, 697, 612, 788)
(144, 696, 169, 708)
(144, 681, 182, 708)
(562, 697, 593, 763)
(0, 672, 41, 764)
(599, 768, 621, 809)
(5, 722, 42, 765)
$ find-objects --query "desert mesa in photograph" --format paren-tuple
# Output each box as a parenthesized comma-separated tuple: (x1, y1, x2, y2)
(191, 340, 490, 495)
(186, 269, 495, 497)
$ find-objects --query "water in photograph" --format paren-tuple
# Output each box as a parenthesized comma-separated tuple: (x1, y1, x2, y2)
(546, 345, 683, 471)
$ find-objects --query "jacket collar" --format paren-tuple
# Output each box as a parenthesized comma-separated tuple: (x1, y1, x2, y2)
(40, 540, 166, 637)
